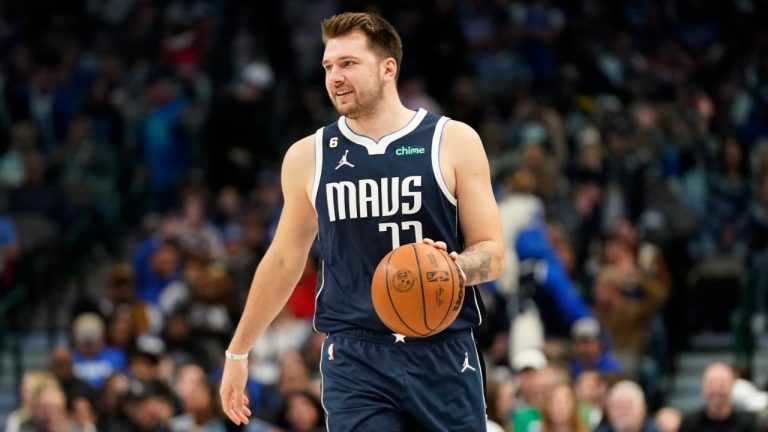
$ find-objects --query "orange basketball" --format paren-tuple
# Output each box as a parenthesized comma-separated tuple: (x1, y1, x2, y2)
(371, 242, 465, 338)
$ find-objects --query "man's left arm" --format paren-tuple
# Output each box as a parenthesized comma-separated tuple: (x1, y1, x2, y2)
(442, 121, 505, 286)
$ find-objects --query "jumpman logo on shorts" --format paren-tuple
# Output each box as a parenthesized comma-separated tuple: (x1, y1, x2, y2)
(461, 352, 476, 373)
(335, 149, 355, 169)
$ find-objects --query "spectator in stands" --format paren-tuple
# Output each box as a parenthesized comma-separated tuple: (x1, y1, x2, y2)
(134, 239, 182, 305)
(105, 306, 139, 353)
(679, 362, 758, 432)
(275, 350, 312, 398)
(131, 213, 179, 302)
(176, 380, 227, 432)
(574, 371, 609, 429)
(498, 168, 592, 354)
(511, 348, 549, 408)
(127, 334, 166, 381)
(249, 308, 313, 387)
(700, 136, 750, 258)
(68, 391, 98, 432)
(48, 346, 93, 404)
(70, 312, 126, 389)
(512, 364, 569, 432)
(109, 379, 176, 432)
(186, 264, 237, 370)
(221, 222, 259, 305)
(138, 70, 191, 211)
(654, 406, 682, 432)
(4, 370, 59, 432)
(274, 390, 325, 432)
(568, 316, 623, 379)
(591, 265, 667, 377)
(596, 380, 660, 432)
(19, 384, 78, 432)
(161, 308, 199, 368)
(158, 255, 207, 316)
(94, 373, 130, 430)
(486, 375, 516, 431)
(177, 190, 226, 262)
(540, 382, 591, 432)
(101, 264, 155, 336)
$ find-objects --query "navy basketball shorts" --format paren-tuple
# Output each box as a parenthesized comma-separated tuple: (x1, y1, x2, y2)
(319, 328, 486, 432)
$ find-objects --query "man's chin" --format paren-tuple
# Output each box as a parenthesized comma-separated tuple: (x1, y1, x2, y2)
(335, 105, 358, 118)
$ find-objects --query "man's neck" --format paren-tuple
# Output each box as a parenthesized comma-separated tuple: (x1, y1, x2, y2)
(345, 99, 416, 142)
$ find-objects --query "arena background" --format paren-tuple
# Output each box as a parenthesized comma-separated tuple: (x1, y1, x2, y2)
(1, 0, 767, 431)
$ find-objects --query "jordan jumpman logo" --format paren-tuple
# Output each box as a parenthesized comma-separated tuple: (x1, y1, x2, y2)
(461, 352, 476, 373)
(335, 149, 355, 170)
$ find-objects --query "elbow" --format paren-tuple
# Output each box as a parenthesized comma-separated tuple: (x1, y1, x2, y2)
(491, 242, 506, 281)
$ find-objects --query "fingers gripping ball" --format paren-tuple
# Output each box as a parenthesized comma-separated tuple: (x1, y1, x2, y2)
(371, 242, 465, 337)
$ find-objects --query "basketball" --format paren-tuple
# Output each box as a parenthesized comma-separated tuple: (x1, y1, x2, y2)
(371, 242, 465, 338)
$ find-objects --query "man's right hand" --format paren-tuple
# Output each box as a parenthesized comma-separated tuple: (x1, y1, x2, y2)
(220, 358, 252, 425)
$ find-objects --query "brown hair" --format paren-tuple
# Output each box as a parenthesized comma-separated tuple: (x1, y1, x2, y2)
(541, 383, 591, 432)
(321, 12, 403, 78)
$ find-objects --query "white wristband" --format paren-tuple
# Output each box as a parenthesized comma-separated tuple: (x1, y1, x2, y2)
(225, 350, 248, 360)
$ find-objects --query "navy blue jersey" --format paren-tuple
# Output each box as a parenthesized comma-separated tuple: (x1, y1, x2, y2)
(311, 108, 485, 333)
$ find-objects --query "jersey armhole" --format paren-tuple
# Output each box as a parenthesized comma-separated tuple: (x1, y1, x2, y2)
(431, 117, 458, 206)
(310, 127, 324, 210)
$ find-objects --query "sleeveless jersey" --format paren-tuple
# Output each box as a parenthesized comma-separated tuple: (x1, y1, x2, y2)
(311, 108, 485, 333)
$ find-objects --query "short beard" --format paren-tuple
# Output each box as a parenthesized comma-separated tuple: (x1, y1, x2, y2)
(334, 85, 383, 119)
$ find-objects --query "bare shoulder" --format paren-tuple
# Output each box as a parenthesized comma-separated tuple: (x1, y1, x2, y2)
(281, 134, 316, 194)
(441, 120, 484, 155)
(283, 134, 315, 167)
(440, 119, 487, 166)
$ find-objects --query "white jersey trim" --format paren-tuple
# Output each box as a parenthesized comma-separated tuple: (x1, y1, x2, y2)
(431, 116, 457, 206)
(470, 329, 488, 411)
(310, 127, 324, 209)
(319, 336, 330, 431)
(338, 108, 427, 155)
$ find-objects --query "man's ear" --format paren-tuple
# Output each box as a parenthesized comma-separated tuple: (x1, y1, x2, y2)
(382, 58, 397, 82)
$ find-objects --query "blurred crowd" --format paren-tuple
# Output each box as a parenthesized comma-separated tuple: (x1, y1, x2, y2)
(2, 0, 768, 431)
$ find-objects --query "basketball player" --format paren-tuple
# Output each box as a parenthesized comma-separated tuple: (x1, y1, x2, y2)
(220, 12, 504, 431)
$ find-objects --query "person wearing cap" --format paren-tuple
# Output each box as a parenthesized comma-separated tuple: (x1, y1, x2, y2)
(127, 334, 167, 381)
(109, 378, 177, 432)
(71, 312, 127, 389)
(568, 316, 623, 379)
(679, 362, 758, 432)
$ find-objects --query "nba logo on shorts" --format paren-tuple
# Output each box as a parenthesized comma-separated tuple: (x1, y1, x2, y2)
(328, 343, 335, 361)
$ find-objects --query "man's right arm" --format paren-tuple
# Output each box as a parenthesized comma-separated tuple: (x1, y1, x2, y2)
(220, 135, 317, 425)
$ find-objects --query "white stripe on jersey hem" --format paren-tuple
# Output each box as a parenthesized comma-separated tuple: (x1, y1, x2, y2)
(470, 329, 488, 411)
(338, 108, 427, 155)
(319, 336, 330, 431)
(431, 116, 457, 206)
(310, 127, 324, 209)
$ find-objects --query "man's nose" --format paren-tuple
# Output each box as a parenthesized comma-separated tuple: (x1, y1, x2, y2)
(328, 66, 345, 84)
